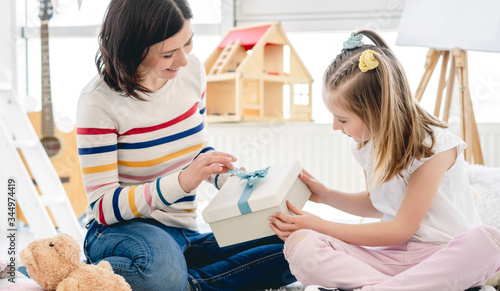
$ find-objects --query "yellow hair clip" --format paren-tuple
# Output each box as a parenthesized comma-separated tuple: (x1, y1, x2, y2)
(359, 50, 380, 72)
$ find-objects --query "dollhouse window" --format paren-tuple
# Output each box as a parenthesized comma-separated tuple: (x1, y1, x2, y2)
(293, 84, 309, 106)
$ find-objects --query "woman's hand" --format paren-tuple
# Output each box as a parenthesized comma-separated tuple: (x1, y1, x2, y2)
(299, 169, 329, 204)
(178, 151, 236, 193)
(269, 200, 323, 241)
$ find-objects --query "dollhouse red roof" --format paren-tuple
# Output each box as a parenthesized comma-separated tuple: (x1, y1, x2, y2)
(218, 25, 272, 50)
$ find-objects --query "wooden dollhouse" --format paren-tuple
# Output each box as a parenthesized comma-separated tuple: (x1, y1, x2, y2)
(204, 22, 313, 122)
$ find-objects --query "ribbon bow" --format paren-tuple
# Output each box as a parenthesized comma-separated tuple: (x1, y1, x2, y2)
(359, 49, 380, 72)
(228, 167, 269, 215)
(343, 32, 364, 50)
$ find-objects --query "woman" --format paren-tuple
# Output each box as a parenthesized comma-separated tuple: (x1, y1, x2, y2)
(76, 0, 295, 290)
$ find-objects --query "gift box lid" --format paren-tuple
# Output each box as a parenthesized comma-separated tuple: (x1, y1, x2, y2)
(202, 160, 303, 223)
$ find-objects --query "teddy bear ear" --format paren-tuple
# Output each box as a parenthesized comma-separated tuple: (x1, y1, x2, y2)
(20, 247, 38, 273)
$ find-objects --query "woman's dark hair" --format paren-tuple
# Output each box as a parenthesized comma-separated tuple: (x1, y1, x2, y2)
(96, 0, 193, 100)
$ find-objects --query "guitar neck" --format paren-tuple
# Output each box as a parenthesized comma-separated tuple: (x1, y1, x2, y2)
(41, 20, 55, 137)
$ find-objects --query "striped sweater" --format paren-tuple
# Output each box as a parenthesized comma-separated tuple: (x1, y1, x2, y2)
(76, 54, 219, 230)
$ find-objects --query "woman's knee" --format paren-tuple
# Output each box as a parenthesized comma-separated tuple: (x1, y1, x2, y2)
(85, 221, 188, 290)
(103, 235, 188, 291)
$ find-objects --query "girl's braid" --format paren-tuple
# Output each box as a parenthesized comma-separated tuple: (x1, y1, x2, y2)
(325, 46, 373, 89)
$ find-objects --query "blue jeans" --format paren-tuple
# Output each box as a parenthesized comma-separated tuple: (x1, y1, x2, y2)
(84, 218, 295, 291)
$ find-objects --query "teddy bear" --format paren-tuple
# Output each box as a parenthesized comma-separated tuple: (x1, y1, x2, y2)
(486, 270, 500, 291)
(20, 233, 131, 291)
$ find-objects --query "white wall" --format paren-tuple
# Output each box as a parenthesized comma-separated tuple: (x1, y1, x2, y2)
(0, 0, 16, 87)
(235, 0, 406, 32)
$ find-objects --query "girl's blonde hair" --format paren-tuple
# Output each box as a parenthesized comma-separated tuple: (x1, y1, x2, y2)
(323, 30, 447, 187)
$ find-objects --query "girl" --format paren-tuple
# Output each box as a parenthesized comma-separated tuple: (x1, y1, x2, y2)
(77, 0, 295, 290)
(269, 30, 500, 291)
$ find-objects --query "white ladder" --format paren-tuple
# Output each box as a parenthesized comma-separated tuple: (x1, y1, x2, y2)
(0, 84, 84, 241)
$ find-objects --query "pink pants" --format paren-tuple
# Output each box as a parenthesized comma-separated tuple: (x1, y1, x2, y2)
(283, 225, 500, 291)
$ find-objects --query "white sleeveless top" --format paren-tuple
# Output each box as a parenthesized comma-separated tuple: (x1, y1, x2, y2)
(351, 126, 482, 244)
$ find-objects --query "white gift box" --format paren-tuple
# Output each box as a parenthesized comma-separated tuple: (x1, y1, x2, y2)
(202, 160, 311, 247)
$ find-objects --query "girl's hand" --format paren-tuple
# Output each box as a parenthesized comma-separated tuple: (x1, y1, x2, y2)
(269, 200, 322, 241)
(299, 169, 329, 204)
(178, 151, 236, 193)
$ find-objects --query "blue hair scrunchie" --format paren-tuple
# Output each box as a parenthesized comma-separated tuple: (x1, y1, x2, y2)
(343, 32, 363, 50)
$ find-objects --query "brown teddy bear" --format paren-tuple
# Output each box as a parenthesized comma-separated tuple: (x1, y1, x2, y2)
(20, 233, 131, 291)
(486, 271, 500, 291)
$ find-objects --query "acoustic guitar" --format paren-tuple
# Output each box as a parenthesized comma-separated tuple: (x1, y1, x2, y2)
(18, 0, 88, 225)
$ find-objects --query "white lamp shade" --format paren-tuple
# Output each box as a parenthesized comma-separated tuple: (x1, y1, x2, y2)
(396, 0, 500, 52)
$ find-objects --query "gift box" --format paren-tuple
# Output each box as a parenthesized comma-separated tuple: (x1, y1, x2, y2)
(202, 160, 311, 247)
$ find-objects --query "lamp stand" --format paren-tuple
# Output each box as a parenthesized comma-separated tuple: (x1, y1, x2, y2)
(414, 48, 483, 165)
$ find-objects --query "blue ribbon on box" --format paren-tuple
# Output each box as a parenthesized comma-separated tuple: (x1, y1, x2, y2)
(228, 167, 270, 215)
